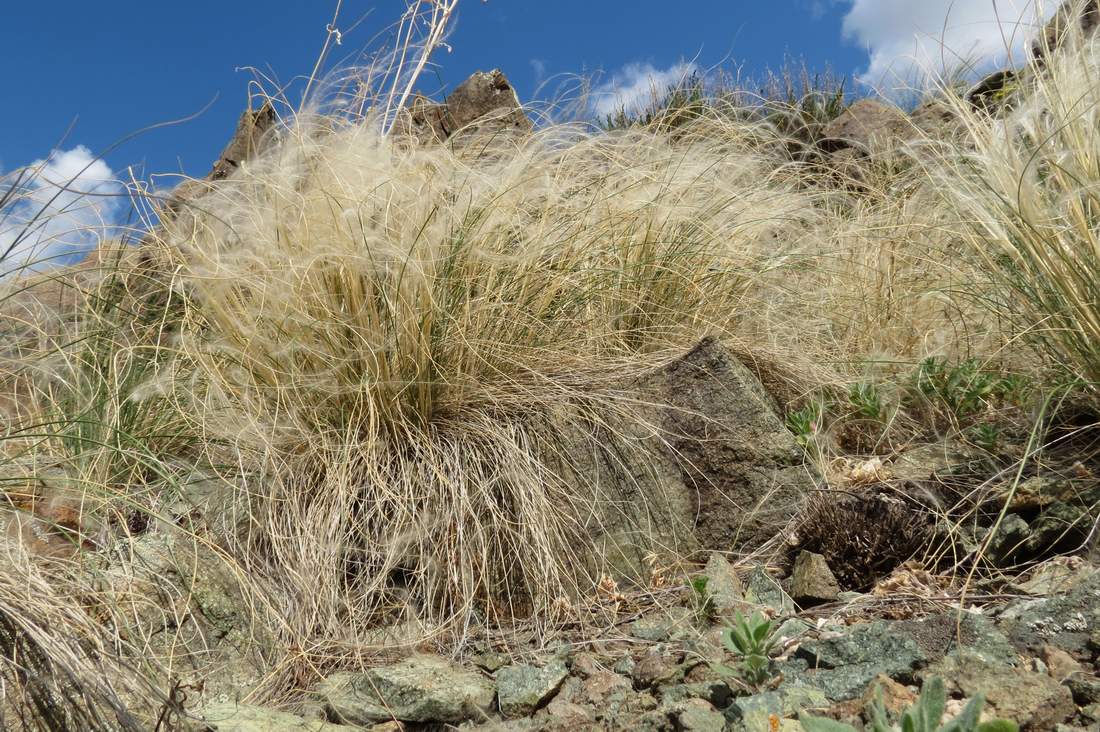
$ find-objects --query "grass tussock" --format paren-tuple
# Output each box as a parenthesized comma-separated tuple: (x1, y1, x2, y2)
(4, 12, 1100, 724)
(161, 114, 813, 643)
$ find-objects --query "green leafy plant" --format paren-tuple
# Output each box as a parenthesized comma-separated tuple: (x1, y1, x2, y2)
(787, 402, 824, 448)
(849, 381, 888, 422)
(908, 357, 1001, 422)
(690, 576, 715, 620)
(720, 610, 780, 686)
(799, 677, 1018, 732)
(966, 422, 1002, 454)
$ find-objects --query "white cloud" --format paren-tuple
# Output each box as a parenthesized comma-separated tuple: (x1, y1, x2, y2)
(0, 146, 123, 273)
(841, 0, 1055, 89)
(591, 61, 699, 118)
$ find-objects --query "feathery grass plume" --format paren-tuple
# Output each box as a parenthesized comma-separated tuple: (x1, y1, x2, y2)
(160, 107, 811, 646)
(931, 26, 1100, 391)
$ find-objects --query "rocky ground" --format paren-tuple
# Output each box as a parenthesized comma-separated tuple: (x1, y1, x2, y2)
(188, 554, 1100, 732)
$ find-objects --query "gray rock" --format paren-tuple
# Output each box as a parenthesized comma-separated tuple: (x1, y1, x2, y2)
(1027, 500, 1091, 556)
(396, 69, 532, 144)
(790, 551, 840, 606)
(496, 660, 569, 718)
(318, 654, 494, 724)
(558, 337, 819, 584)
(1065, 673, 1100, 704)
(631, 337, 818, 553)
(926, 650, 1075, 731)
(667, 699, 726, 731)
(793, 621, 925, 700)
(967, 69, 1020, 111)
(744, 566, 796, 614)
(198, 702, 357, 731)
(703, 552, 744, 612)
(726, 685, 829, 731)
(821, 99, 910, 153)
(631, 651, 684, 690)
(443, 69, 532, 137)
(629, 606, 695, 642)
(997, 567, 1100, 657)
(985, 513, 1031, 565)
(897, 612, 1016, 666)
(168, 104, 277, 211)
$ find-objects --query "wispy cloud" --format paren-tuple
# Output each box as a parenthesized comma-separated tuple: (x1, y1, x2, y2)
(0, 146, 123, 272)
(841, 0, 1054, 89)
(590, 61, 698, 119)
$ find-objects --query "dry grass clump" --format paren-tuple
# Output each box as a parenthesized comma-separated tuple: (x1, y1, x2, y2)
(159, 112, 816, 646)
(932, 30, 1100, 391)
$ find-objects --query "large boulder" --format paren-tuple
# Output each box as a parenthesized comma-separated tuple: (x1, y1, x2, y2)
(562, 337, 816, 584)
(633, 337, 816, 553)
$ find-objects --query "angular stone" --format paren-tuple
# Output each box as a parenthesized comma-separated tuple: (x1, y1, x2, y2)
(997, 568, 1100, 657)
(443, 69, 532, 137)
(1041, 644, 1083, 681)
(628, 606, 695, 642)
(703, 552, 744, 612)
(927, 650, 1075, 731)
(496, 660, 569, 718)
(1065, 674, 1100, 704)
(744, 566, 795, 614)
(790, 551, 840, 606)
(631, 651, 683, 690)
(667, 698, 726, 731)
(318, 655, 494, 724)
(198, 702, 358, 732)
(727, 685, 829, 731)
(793, 621, 925, 701)
(986, 513, 1031, 565)
(860, 675, 916, 717)
(631, 338, 818, 553)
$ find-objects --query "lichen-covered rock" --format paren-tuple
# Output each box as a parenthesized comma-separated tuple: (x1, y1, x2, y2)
(997, 567, 1100, 657)
(633, 337, 818, 553)
(986, 513, 1032, 565)
(197, 702, 357, 732)
(703, 552, 744, 613)
(318, 655, 494, 724)
(744, 565, 796, 614)
(790, 550, 840, 606)
(628, 606, 695, 642)
(496, 660, 569, 717)
(726, 685, 829, 731)
(925, 650, 1075, 731)
(793, 621, 925, 700)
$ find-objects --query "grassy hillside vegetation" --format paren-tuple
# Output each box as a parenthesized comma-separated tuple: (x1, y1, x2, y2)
(1, 14, 1100, 729)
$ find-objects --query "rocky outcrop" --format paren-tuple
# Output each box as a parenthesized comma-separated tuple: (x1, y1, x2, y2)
(820, 99, 910, 154)
(1033, 0, 1100, 64)
(167, 104, 277, 211)
(395, 69, 532, 144)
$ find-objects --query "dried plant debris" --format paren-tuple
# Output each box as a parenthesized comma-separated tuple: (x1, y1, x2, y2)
(792, 493, 932, 591)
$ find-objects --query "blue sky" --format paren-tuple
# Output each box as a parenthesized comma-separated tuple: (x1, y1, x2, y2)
(0, 1, 1051, 264)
